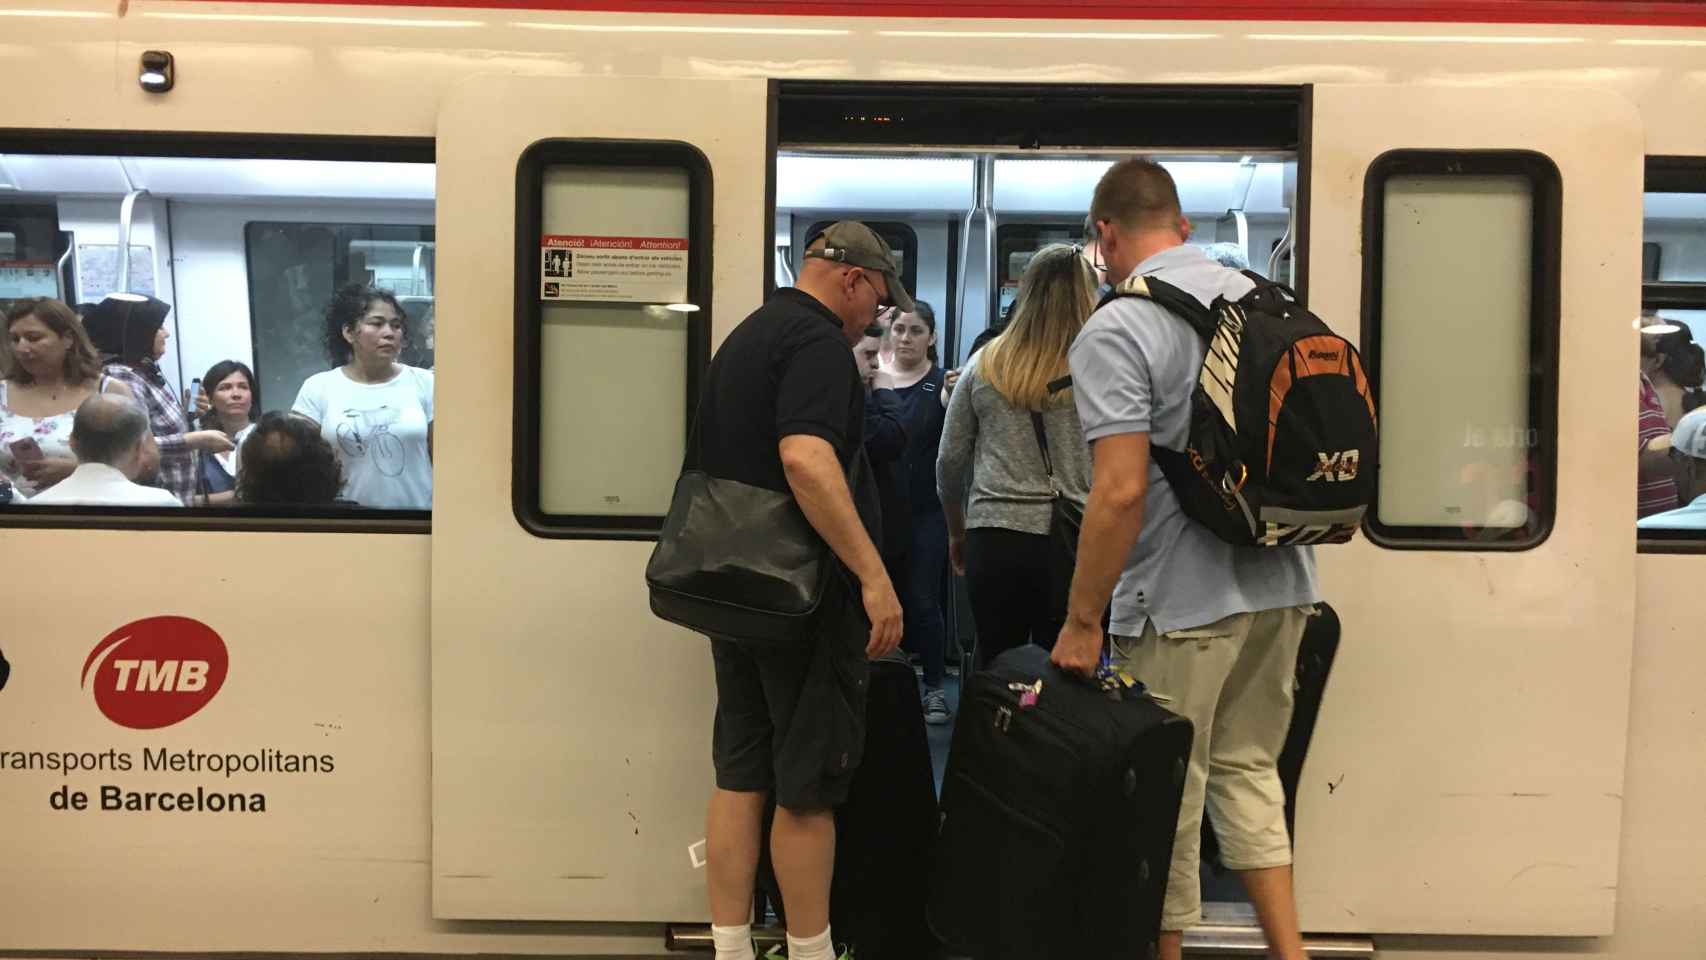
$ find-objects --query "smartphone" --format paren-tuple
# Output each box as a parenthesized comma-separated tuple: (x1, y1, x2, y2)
(186, 377, 202, 426)
(9, 437, 43, 463)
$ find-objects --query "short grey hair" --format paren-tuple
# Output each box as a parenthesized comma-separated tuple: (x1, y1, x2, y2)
(71, 394, 150, 466)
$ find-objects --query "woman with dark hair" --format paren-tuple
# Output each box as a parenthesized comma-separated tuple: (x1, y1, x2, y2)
(880, 300, 953, 724)
(236, 411, 346, 505)
(0, 298, 146, 498)
(1644, 323, 1706, 426)
(291, 283, 434, 509)
(195, 359, 260, 505)
(82, 295, 232, 504)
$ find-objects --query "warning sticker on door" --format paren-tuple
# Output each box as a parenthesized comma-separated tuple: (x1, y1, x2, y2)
(540, 235, 689, 304)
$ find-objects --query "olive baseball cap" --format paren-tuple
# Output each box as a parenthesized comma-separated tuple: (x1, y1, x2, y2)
(802, 221, 915, 313)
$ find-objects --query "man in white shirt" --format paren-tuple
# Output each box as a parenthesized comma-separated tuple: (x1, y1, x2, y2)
(1638, 406, 1706, 530)
(31, 395, 183, 507)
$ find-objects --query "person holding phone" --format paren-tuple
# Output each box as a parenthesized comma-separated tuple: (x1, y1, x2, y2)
(0, 298, 147, 499)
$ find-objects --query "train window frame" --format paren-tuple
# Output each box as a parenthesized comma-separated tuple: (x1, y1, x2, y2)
(1359, 149, 1562, 551)
(0, 129, 435, 534)
(511, 138, 713, 540)
(1638, 156, 1706, 552)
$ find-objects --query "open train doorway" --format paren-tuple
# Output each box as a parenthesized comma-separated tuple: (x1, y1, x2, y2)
(770, 81, 1309, 930)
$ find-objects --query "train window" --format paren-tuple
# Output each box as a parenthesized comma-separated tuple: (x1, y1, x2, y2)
(0, 136, 435, 529)
(1637, 158, 1706, 542)
(1360, 150, 1561, 550)
(994, 222, 1081, 320)
(513, 140, 711, 539)
(246, 222, 436, 417)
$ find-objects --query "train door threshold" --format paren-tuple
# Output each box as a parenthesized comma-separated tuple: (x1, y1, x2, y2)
(664, 921, 1376, 957)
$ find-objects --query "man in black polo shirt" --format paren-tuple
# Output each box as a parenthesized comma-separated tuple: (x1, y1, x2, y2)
(699, 222, 911, 960)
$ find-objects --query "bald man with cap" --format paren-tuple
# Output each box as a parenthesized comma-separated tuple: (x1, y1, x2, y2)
(31, 394, 182, 507)
(692, 221, 911, 960)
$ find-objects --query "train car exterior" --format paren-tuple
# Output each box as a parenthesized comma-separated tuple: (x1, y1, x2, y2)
(1, 1, 1702, 958)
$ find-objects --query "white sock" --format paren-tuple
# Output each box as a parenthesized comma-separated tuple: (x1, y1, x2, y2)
(711, 922, 755, 960)
(786, 926, 835, 960)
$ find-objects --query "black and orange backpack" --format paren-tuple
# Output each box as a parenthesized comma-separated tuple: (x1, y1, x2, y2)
(1104, 270, 1378, 547)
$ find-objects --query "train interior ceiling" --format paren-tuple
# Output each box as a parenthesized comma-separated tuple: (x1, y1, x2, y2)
(774, 151, 1297, 365)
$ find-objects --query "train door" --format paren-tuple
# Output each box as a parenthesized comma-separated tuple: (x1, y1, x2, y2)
(1297, 84, 1642, 934)
(429, 74, 767, 921)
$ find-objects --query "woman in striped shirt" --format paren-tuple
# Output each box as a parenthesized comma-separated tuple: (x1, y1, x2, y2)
(82, 296, 233, 505)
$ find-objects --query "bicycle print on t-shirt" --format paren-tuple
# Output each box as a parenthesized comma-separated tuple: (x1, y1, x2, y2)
(335, 404, 408, 478)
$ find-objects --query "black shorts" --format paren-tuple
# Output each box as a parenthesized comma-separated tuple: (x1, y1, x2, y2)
(709, 577, 870, 810)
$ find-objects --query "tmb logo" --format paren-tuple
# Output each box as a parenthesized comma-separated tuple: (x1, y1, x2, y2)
(81, 616, 228, 729)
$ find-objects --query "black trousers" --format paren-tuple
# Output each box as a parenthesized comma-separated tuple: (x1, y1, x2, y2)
(963, 526, 1063, 668)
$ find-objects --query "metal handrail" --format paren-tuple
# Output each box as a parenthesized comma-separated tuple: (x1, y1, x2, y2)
(116, 188, 150, 295)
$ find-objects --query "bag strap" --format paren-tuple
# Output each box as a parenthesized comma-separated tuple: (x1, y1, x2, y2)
(1029, 410, 1055, 484)
(1029, 374, 1075, 491)
(1097, 273, 1217, 343)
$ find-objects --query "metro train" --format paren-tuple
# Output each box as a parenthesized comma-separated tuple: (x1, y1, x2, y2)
(1, 1, 1703, 958)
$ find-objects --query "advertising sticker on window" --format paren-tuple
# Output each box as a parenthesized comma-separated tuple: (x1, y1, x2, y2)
(540, 235, 688, 304)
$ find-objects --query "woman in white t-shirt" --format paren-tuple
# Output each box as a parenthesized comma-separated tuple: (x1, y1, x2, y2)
(292, 284, 434, 509)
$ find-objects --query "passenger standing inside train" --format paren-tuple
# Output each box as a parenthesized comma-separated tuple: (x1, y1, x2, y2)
(1055, 159, 1318, 960)
(1644, 324, 1705, 426)
(195, 360, 260, 505)
(937, 244, 1096, 665)
(696, 221, 906, 960)
(0, 298, 151, 499)
(882, 301, 952, 725)
(856, 323, 911, 595)
(82, 295, 230, 505)
(293, 284, 434, 509)
(1639, 330, 1682, 518)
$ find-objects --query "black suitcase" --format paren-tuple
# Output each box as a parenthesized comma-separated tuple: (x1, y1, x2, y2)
(756, 658, 939, 960)
(1202, 602, 1340, 875)
(928, 644, 1193, 960)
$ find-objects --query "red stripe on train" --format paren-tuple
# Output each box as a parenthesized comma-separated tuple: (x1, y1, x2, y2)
(177, 0, 1706, 27)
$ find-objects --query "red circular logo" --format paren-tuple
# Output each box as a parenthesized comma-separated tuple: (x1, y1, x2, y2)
(80, 617, 228, 730)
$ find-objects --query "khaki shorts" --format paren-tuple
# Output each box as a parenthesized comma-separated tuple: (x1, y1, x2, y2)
(1109, 605, 1314, 932)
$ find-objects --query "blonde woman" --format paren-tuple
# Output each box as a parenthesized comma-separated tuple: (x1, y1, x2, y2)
(935, 244, 1098, 665)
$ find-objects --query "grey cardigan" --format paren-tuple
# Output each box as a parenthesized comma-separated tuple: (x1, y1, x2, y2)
(935, 352, 1091, 536)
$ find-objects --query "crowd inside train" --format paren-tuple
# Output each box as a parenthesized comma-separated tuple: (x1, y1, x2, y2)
(0, 283, 433, 509)
(1636, 316, 1706, 529)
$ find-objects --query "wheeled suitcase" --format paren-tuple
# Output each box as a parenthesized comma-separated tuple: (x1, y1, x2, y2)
(1202, 602, 1340, 873)
(756, 657, 939, 960)
(928, 644, 1193, 960)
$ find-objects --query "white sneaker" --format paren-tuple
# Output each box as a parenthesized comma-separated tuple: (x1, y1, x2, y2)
(923, 687, 952, 725)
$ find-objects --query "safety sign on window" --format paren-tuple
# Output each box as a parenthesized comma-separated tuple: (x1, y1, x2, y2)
(540, 235, 689, 304)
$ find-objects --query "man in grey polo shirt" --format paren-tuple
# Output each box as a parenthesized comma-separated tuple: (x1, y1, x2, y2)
(1053, 158, 1318, 960)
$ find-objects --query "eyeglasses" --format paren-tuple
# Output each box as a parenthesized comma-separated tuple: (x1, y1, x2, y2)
(1075, 241, 1105, 276)
(855, 271, 894, 314)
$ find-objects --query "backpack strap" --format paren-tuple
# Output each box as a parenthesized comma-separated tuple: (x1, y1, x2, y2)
(1096, 273, 1217, 343)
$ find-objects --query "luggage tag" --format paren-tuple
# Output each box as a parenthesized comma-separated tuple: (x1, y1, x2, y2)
(1008, 679, 1043, 709)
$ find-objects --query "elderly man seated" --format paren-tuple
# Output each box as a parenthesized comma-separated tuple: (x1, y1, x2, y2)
(1639, 406, 1706, 530)
(30, 394, 183, 507)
